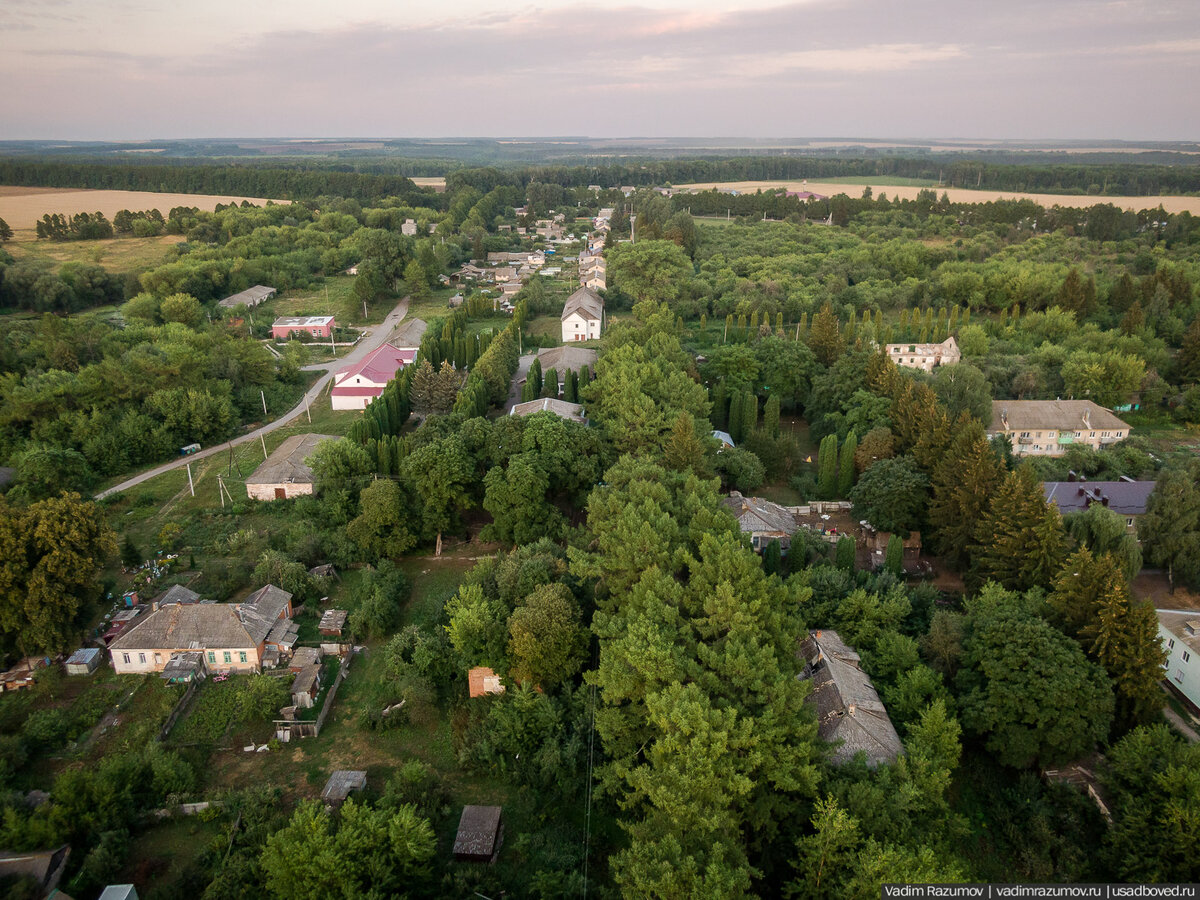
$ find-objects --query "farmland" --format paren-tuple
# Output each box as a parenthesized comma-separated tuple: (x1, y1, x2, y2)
(675, 179, 1200, 214)
(0, 185, 287, 231)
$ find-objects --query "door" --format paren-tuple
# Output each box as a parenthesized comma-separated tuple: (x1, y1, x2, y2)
(275, 487, 287, 500)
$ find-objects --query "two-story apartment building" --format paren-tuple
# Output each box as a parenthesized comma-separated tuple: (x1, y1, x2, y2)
(885, 335, 961, 372)
(1157, 610, 1200, 712)
(988, 400, 1131, 457)
(109, 584, 294, 676)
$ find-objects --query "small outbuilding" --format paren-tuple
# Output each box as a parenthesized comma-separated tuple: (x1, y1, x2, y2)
(246, 433, 338, 501)
(319, 609, 349, 638)
(453, 805, 504, 863)
(65, 648, 103, 676)
(99, 884, 140, 900)
(467, 666, 505, 698)
(290, 646, 323, 672)
(218, 285, 276, 310)
(321, 770, 367, 810)
(160, 651, 206, 684)
(291, 664, 323, 708)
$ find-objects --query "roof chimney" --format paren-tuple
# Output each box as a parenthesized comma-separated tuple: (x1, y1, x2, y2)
(1001, 408, 1009, 429)
(1082, 409, 1091, 429)
(1067, 470, 1077, 482)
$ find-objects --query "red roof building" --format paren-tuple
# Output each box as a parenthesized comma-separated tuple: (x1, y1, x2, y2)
(331, 343, 418, 410)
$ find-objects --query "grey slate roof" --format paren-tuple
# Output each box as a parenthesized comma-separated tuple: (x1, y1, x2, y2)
(1157, 610, 1200, 655)
(561, 286, 603, 322)
(536, 345, 597, 373)
(802, 630, 903, 767)
(153, 584, 201, 606)
(1043, 480, 1156, 516)
(321, 770, 366, 804)
(509, 398, 587, 423)
(723, 491, 798, 537)
(218, 284, 276, 309)
(161, 651, 205, 680)
(291, 664, 322, 697)
(246, 434, 338, 487)
(989, 400, 1130, 434)
(110, 586, 288, 652)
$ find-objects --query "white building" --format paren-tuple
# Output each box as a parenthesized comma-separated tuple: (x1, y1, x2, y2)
(1158, 610, 1200, 712)
(561, 286, 603, 342)
(331, 343, 417, 411)
(885, 335, 961, 372)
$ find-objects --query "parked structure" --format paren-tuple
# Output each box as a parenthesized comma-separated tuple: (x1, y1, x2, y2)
(218, 285, 275, 309)
(1157, 611, 1200, 712)
(331, 343, 417, 411)
(271, 315, 334, 340)
(988, 400, 1131, 457)
(509, 398, 587, 424)
(561, 286, 603, 342)
(109, 584, 294, 676)
(453, 805, 504, 863)
(801, 630, 903, 766)
(1043, 477, 1156, 534)
(885, 335, 960, 372)
(246, 433, 338, 501)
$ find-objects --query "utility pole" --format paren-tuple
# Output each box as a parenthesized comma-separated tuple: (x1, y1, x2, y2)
(260, 390, 267, 416)
(186, 462, 195, 497)
(260, 434, 268, 460)
(304, 390, 311, 424)
(217, 474, 225, 508)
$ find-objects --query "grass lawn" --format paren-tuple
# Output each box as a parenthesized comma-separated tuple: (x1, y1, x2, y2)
(397, 555, 480, 631)
(4, 232, 184, 275)
(117, 815, 226, 894)
(270, 275, 377, 326)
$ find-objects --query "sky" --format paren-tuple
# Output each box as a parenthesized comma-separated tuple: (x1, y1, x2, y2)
(1, 0, 1198, 141)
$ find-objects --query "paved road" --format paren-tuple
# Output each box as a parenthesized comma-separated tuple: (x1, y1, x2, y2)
(505, 353, 536, 413)
(95, 298, 413, 500)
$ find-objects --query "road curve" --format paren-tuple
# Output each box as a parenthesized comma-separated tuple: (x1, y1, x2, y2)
(95, 298, 412, 500)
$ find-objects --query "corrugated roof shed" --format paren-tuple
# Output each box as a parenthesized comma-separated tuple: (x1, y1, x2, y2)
(509, 398, 587, 423)
(218, 285, 276, 309)
(723, 491, 798, 537)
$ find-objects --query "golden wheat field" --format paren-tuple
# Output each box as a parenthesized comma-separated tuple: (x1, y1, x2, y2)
(0, 186, 286, 230)
(675, 180, 1200, 215)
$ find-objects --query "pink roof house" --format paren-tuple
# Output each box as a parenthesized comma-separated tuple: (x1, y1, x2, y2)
(331, 343, 418, 410)
(272, 315, 335, 339)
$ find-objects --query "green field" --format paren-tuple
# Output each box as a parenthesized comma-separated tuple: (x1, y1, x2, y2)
(3, 232, 184, 275)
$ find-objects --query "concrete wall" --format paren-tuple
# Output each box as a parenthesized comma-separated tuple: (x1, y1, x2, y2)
(562, 312, 600, 342)
(247, 482, 315, 501)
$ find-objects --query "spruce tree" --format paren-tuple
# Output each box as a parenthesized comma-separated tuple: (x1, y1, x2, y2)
(929, 421, 1001, 569)
(807, 303, 844, 366)
(838, 429, 858, 497)
(970, 465, 1067, 592)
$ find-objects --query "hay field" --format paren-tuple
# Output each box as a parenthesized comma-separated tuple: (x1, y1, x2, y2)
(0, 186, 286, 230)
(409, 176, 446, 191)
(675, 180, 1200, 215)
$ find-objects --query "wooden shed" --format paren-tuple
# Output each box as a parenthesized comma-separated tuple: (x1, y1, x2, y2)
(452, 805, 504, 863)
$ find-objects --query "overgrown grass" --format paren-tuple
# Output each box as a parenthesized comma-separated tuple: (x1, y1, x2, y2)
(168, 674, 289, 747)
(4, 232, 184, 275)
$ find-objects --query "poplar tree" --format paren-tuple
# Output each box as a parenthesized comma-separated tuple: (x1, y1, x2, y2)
(838, 429, 858, 497)
(763, 393, 781, 437)
(741, 391, 758, 435)
(884, 534, 904, 575)
(541, 367, 559, 398)
(727, 389, 745, 443)
(817, 433, 839, 499)
(526, 358, 542, 399)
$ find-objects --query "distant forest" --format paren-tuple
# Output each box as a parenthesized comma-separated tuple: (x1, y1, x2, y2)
(4, 150, 1200, 201)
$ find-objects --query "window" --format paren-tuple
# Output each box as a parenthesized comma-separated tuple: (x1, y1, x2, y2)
(1168, 638, 1175, 649)
(138, 652, 146, 664)
(1127, 517, 1134, 527)
(208, 651, 216, 663)
(223, 651, 232, 663)
(1176, 669, 1185, 684)
(154, 653, 162, 664)
(239, 652, 247, 663)
(1184, 651, 1192, 663)
(1020, 432, 1031, 438)
(123, 653, 131, 664)
(1089, 432, 1095, 438)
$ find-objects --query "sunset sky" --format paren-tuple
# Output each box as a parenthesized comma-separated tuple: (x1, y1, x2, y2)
(2, 0, 1197, 140)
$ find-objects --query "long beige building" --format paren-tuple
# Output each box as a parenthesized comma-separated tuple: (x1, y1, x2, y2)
(988, 400, 1131, 457)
